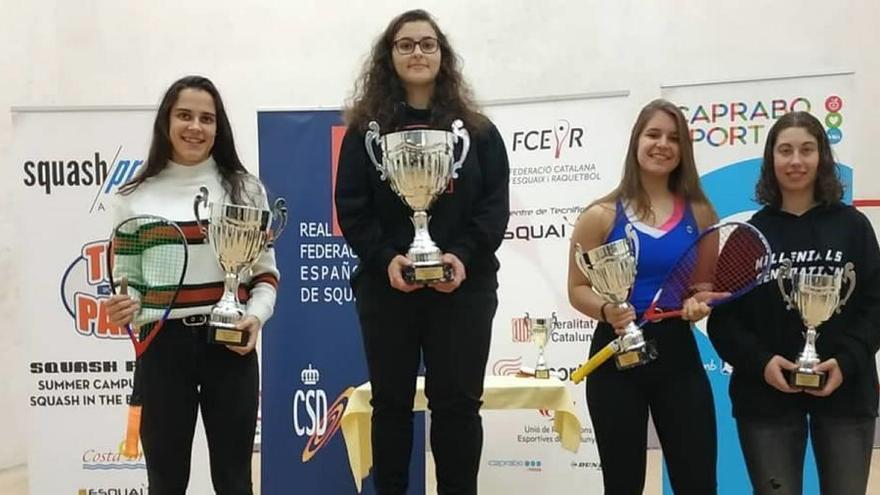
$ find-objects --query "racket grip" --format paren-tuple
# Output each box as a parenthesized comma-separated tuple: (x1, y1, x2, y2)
(119, 277, 128, 296)
(122, 404, 142, 458)
(571, 343, 617, 384)
(643, 308, 683, 322)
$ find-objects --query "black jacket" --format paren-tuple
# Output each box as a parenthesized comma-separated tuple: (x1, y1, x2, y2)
(334, 106, 510, 291)
(708, 203, 880, 418)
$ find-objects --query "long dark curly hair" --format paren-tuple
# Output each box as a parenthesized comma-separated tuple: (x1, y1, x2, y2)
(119, 75, 255, 205)
(755, 111, 843, 207)
(344, 9, 487, 134)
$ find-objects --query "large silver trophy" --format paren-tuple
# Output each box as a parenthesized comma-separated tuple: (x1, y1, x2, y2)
(193, 186, 288, 346)
(778, 259, 855, 389)
(575, 236, 655, 369)
(365, 119, 470, 284)
(524, 312, 558, 379)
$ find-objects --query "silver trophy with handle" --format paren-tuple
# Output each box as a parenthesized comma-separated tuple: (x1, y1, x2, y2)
(777, 259, 855, 389)
(364, 119, 470, 284)
(525, 312, 558, 379)
(193, 186, 287, 346)
(575, 234, 655, 369)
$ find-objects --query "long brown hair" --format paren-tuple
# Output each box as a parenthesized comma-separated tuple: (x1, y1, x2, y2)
(344, 9, 487, 134)
(755, 110, 843, 207)
(119, 75, 255, 205)
(595, 98, 711, 221)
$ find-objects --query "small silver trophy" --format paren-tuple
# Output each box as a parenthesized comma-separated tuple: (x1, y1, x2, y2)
(777, 259, 856, 389)
(525, 312, 558, 379)
(575, 236, 655, 369)
(193, 186, 288, 346)
(364, 120, 470, 284)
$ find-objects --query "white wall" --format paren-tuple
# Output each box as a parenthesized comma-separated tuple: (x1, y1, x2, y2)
(1, 0, 878, 470)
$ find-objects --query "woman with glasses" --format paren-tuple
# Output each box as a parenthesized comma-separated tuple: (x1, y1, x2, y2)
(335, 9, 509, 495)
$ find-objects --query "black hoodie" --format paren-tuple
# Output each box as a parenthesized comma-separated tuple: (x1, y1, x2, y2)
(708, 203, 880, 419)
(335, 106, 510, 291)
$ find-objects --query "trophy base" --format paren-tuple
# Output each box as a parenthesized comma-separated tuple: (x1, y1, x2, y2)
(614, 340, 658, 370)
(517, 366, 553, 379)
(207, 326, 249, 347)
(788, 369, 826, 389)
(403, 263, 453, 285)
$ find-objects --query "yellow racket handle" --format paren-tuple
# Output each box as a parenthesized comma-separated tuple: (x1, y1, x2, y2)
(122, 404, 142, 458)
(571, 342, 617, 384)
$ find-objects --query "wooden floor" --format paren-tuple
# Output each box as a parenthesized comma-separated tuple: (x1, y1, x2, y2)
(4, 449, 880, 494)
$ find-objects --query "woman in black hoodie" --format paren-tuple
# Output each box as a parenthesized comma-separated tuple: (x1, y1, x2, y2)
(335, 9, 509, 495)
(708, 111, 880, 495)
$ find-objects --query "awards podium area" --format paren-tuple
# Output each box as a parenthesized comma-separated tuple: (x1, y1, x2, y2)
(5, 2, 880, 493)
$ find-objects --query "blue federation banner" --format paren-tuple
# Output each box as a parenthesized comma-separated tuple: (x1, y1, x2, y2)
(257, 110, 425, 494)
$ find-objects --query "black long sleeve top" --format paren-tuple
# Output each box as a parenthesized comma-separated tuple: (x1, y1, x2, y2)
(708, 203, 880, 419)
(334, 106, 510, 291)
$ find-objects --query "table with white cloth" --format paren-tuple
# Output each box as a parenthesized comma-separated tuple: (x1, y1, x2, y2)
(340, 375, 582, 492)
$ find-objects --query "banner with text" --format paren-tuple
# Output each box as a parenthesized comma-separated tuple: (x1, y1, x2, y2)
(479, 94, 635, 493)
(257, 110, 426, 495)
(12, 108, 213, 494)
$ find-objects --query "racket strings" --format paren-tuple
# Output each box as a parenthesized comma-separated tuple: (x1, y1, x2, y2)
(652, 224, 769, 311)
(713, 225, 769, 293)
(110, 217, 188, 334)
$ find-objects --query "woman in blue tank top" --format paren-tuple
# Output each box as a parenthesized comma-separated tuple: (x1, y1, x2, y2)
(567, 99, 720, 494)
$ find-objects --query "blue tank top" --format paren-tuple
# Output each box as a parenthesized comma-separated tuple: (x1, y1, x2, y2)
(605, 199, 699, 315)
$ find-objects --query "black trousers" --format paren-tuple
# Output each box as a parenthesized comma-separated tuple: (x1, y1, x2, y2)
(585, 321, 717, 495)
(138, 318, 259, 495)
(354, 276, 497, 495)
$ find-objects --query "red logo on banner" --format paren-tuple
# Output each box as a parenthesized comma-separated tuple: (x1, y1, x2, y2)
(511, 317, 531, 343)
(61, 240, 127, 339)
(825, 95, 843, 113)
(330, 125, 346, 237)
(301, 386, 354, 463)
(492, 357, 523, 376)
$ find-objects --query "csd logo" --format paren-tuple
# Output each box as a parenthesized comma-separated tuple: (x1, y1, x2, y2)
(293, 390, 328, 436)
(293, 364, 328, 436)
(292, 364, 355, 463)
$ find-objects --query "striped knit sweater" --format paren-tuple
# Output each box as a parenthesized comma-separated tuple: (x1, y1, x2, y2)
(109, 156, 279, 325)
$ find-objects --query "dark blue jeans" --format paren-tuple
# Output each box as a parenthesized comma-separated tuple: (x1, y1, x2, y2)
(737, 415, 874, 495)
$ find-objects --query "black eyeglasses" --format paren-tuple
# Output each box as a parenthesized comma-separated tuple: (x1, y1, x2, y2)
(392, 37, 439, 55)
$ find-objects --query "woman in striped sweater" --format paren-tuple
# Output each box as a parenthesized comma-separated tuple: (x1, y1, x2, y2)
(106, 75, 278, 495)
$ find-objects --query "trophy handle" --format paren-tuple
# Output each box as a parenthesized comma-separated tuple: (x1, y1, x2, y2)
(550, 311, 558, 337)
(837, 261, 857, 313)
(365, 121, 388, 181)
(624, 223, 640, 260)
(574, 243, 592, 279)
(450, 119, 470, 179)
(193, 186, 209, 239)
(268, 197, 289, 248)
(777, 258, 795, 310)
